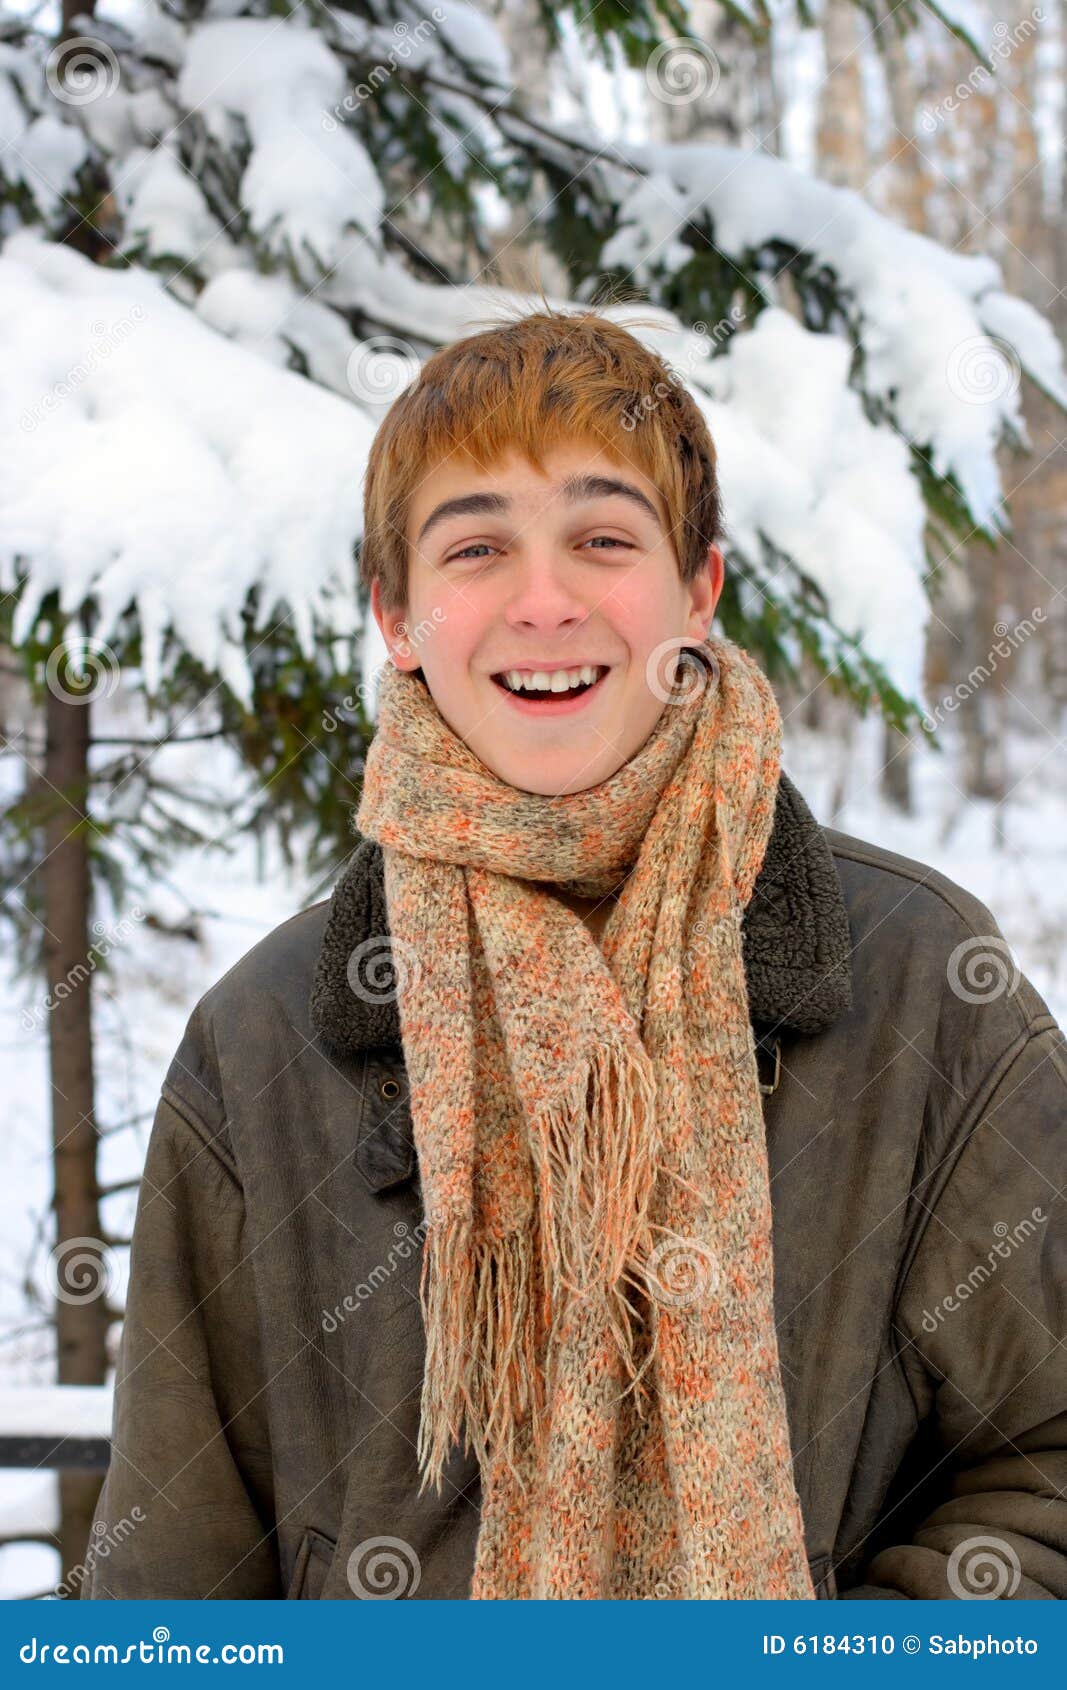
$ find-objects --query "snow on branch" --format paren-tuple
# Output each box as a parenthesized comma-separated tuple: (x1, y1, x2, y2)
(1, 1, 1063, 714)
(0, 231, 374, 707)
(176, 20, 385, 279)
(477, 97, 1066, 531)
(612, 139, 1067, 525)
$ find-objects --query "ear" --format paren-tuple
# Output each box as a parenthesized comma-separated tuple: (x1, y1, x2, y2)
(684, 544, 724, 639)
(370, 579, 419, 671)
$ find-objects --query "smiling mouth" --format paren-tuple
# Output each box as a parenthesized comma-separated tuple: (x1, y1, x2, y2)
(490, 665, 611, 703)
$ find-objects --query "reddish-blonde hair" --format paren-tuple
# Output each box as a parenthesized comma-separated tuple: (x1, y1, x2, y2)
(360, 306, 723, 613)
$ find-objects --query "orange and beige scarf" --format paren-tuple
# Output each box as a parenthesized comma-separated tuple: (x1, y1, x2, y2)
(355, 634, 813, 1600)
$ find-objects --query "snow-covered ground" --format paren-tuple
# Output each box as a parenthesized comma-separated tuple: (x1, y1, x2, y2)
(1, 709, 1065, 1597)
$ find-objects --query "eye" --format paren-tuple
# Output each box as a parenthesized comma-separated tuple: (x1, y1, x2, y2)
(446, 535, 633, 562)
(446, 542, 496, 561)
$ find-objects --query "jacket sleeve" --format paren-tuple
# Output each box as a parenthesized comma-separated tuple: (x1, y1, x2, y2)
(837, 1021, 1067, 1599)
(80, 1062, 281, 1598)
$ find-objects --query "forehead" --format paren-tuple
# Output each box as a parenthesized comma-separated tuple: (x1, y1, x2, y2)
(407, 441, 667, 537)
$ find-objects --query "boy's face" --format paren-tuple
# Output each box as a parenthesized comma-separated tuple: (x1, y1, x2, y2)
(371, 438, 723, 795)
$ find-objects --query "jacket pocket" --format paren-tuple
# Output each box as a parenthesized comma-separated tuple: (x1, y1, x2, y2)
(286, 1528, 338, 1599)
(807, 1554, 839, 1599)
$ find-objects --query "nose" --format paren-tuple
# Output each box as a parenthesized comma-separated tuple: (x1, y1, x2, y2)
(501, 549, 591, 635)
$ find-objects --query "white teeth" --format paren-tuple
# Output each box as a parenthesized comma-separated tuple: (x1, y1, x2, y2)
(502, 665, 603, 694)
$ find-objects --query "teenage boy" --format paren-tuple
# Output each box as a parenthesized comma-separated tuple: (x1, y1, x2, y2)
(83, 311, 1067, 1601)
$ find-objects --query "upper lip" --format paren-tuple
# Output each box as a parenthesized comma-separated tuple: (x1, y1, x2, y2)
(490, 661, 611, 674)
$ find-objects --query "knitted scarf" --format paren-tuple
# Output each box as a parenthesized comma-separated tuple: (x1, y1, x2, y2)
(354, 635, 814, 1600)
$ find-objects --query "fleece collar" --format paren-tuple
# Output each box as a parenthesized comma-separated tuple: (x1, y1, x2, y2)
(309, 768, 853, 1053)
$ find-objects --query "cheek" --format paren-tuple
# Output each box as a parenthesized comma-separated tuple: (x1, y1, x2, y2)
(418, 598, 484, 671)
(598, 564, 670, 627)
(608, 600, 666, 653)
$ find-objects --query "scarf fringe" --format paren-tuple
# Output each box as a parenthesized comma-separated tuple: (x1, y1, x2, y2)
(416, 1038, 664, 1497)
(531, 1038, 661, 1373)
(416, 1218, 543, 1499)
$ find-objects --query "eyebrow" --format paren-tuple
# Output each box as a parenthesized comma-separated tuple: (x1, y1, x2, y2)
(415, 472, 663, 547)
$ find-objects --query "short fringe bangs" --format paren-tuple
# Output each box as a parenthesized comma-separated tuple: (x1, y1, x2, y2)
(360, 310, 724, 612)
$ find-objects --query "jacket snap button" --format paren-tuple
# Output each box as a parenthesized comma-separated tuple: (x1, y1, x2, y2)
(758, 1036, 782, 1096)
(380, 1078, 401, 1099)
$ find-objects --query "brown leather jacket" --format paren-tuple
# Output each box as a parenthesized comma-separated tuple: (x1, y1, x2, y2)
(82, 774, 1067, 1599)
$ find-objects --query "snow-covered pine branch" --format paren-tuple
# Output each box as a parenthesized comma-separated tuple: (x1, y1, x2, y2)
(0, 229, 373, 709)
(0, 0, 1062, 720)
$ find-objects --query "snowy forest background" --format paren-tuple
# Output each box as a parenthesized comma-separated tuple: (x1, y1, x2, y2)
(0, 0, 1065, 1597)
